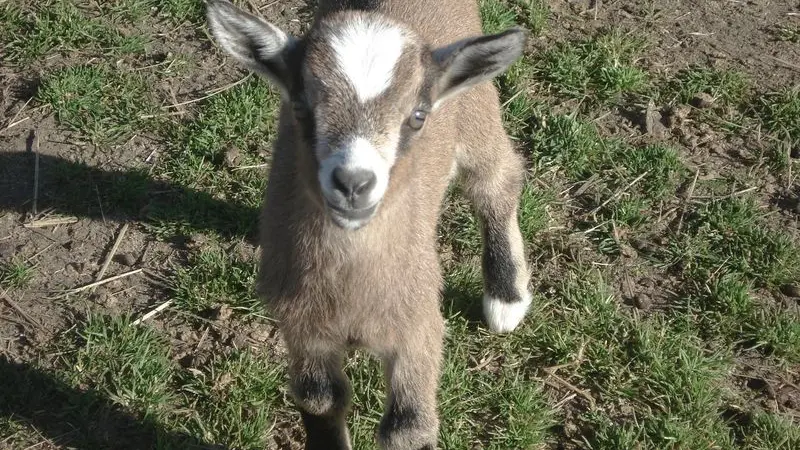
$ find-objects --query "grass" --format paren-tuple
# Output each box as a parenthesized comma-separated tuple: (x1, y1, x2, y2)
(2, 0, 800, 449)
(480, 0, 548, 35)
(0, 259, 35, 290)
(64, 314, 176, 417)
(500, 270, 743, 449)
(146, 78, 278, 237)
(163, 78, 277, 191)
(533, 31, 648, 103)
(177, 350, 286, 448)
(661, 197, 800, 364)
(757, 87, 800, 147)
(772, 24, 800, 43)
(668, 197, 800, 288)
(37, 64, 157, 144)
(529, 113, 685, 203)
(0, 0, 146, 64)
(155, 0, 205, 24)
(170, 245, 262, 318)
(664, 67, 750, 106)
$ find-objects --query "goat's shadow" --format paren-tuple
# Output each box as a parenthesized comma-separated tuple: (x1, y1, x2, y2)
(0, 357, 221, 450)
(0, 136, 260, 242)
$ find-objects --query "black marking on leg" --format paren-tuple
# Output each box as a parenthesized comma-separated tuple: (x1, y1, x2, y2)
(301, 411, 350, 450)
(379, 400, 421, 437)
(294, 369, 349, 415)
(482, 219, 521, 303)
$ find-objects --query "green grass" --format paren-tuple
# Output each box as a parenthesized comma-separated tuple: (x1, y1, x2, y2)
(664, 67, 750, 106)
(738, 412, 800, 449)
(37, 64, 157, 144)
(480, 0, 548, 140)
(98, 0, 156, 21)
(530, 113, 685, 199)
(757, 86, 800, 147)
(660, 197, 800, 363)
(692, 276, 800, 364)
(0, 259, 35, 290)
(480, 0, 520, 34)
(753, 86, 800, 171)
(439, 188, 483, 257)
(170, 245, 262, 318)
(155, 0, 205, 24)
(0, 0, 146, 64)
(0, 418, 33, 448)
(668, 197, 800, 288)
(480, 0, 548, 35)
(436, 322, 554, 449)
(498, 270, 745, 449)
(534, 31, 648, 102)
(177, 350, 286, 449)
(519, 183, 554, 243)
(65, 314, 176, 417)
(772, 24, 800, 43)
(149, 78, 278, 237)
(163, 78, 278, 191)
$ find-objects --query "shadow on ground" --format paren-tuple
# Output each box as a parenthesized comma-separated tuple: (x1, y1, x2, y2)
(0, 357, 222, 450)
(0, 144, 260, 241)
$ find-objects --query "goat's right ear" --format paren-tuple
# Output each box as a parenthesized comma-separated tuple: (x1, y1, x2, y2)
(206, 0, 297, 94)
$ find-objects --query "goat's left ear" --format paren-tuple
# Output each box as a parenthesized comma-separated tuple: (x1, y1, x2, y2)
(206, 0, 298, 95)
(431, 27, 527, 108)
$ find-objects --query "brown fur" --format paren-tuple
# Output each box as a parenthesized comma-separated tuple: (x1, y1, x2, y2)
(206, 1, 531, 448)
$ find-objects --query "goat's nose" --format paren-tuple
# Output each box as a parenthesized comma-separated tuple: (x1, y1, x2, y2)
(332, 167, 377, 206)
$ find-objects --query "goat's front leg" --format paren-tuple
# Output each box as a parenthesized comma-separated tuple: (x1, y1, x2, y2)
(460, 146, 532, 333)
(377, 318, 444, 450)
(288, 346, 352, 450)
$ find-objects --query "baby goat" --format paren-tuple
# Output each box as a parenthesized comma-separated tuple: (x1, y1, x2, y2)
(207, 0, 532, 448)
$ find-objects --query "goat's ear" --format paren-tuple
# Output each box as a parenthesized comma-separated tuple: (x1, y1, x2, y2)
(206, 0, 297, 94)
(431, 27, 527, 108)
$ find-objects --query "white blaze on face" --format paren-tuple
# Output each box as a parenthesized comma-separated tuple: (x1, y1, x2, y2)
(329, 17, 405, 103)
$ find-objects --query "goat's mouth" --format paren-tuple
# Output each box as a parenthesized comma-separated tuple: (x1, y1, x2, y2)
(325, 202, 377, 230)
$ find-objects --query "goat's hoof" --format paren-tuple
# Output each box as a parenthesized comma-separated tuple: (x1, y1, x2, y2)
(482, 292, 532, 333)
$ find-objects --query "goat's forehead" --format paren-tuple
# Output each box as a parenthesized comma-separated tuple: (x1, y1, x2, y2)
(305, 15, 419, 103)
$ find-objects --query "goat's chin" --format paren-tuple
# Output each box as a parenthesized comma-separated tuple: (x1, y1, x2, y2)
(329, 213, 372, 230)
(324, 202, 378, 231)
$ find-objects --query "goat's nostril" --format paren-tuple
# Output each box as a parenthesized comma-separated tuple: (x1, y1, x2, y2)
(332, 167, 376, 200)
(354, 174, 377, 196)
(332, 168, 351, 196)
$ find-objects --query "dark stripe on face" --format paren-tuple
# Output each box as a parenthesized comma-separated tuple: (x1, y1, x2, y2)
(482, 219, 522, 303)
(395, 52, 437, 154)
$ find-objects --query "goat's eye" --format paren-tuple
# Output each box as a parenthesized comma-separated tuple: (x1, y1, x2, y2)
(408, 109, 427, 130)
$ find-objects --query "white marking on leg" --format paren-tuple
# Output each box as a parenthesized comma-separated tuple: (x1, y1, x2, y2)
(483, 215, 532, 333)
(483, 291, 532, 333)
(329, 17, 405, 102)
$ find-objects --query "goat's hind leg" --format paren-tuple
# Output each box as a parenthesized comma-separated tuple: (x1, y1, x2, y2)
(289, 347, 352, 450)
(457, 123, 532, 333)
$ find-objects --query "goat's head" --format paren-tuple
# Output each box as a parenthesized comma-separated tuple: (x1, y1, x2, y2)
(207, 0, 526, 230)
